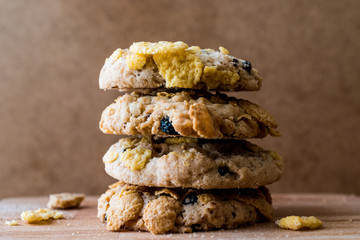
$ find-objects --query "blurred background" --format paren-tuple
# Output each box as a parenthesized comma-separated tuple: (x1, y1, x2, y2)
(1, 0, 359, 198)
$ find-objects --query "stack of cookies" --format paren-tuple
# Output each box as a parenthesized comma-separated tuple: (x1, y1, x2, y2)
(97, 41, 283, 234)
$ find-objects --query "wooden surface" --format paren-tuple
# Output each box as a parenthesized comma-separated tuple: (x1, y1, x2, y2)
(0, 194, 360, 239)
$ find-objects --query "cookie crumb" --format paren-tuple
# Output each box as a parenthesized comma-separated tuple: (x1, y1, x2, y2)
(4, 220, 18, 226)
(276, 216, 323, 230)
(21, 208, 63, 223)
(47, 193, 85, 209)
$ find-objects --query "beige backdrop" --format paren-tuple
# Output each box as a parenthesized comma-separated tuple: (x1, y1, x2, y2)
(1, 0, 359, 198)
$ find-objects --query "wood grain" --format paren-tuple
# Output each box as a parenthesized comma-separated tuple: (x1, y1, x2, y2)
(1, 194, 360, 239)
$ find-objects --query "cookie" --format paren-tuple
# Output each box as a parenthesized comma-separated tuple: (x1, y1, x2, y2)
(97, 182, 273, 234)
(99, 41, 262, 91)
(99, 91, 279, 139)
(102, 137, 283, 189)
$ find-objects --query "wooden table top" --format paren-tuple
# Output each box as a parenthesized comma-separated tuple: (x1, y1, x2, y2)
(1, 193, 360, 239)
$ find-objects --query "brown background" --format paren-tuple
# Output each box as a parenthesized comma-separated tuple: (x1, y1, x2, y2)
(1, 0, 359, 199)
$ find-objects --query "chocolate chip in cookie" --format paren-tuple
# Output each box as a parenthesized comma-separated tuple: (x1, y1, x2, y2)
(218, 166, 232, 176)
(183, 192, 198, 205)
(232, 58, 239, 68)
(241, 60, 252, 73)
(160, 116, 178, 135)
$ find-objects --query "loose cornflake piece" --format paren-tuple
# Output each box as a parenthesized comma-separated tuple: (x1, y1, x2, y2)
(21, 208, 63, 223)
(47, 193, 85, 209)
(186, 46, 201, 54)
(129, 41, 188, 55)
(276, 216, 323, 230)
(4, 220, 18, 226)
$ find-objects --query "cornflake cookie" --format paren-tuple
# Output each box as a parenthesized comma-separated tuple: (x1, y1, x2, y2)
(100, 91, 279, 139)
(21, 208, 63, 223)
(99, 41, 262, 91)
(103, 137, 283, 189)
(47, 193, 85, 209)
(97, 182, 273, 234)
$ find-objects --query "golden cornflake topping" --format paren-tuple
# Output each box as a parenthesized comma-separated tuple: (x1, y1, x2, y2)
(198, 194, 215, 204)
(201, 66, 240, 89)
(155, 189, 179, 199)
(119, 138, 137, 150)
(139, 135, 152, 144)
(103, 151, 119, 163)
(165, 137, 198, 144)
(106, 190, 144, 231)
(204, 48, 215, 52)
(129, 41, 188, 55)
(21, 208, 63, 223)
(276, 216, 323, 230)
(118, 41, 250, 89)
(126, 54, 147, 70)
(153, 52, 203, 88)
(219, 46, 229, 55)
(109, 48, 123, 62)
(186, 46, 201, 54)
(120, 147, 152, 171)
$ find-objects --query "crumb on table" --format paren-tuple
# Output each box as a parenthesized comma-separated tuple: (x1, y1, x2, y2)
(4, 220, 18, 226)
(276, 216, 323, 230)
(21, 208, 63, 223)
(47, 193, 85, 209)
